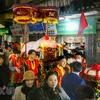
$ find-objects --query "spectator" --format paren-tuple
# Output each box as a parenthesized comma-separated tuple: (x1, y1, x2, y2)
(65, 53, 75, 73)
(75, 85, 96, 100)
(3, 47, 10, 65)
(8, 45, 12, 53)
(62, 61, 85, 100)
(0, 54, 9, 100)
(12, 70, 37, 100)
(75, 52, 87, 77)
(28, 71, 70, 100)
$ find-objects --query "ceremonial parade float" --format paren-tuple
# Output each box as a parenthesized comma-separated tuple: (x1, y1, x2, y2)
(83, 64, 100, 99)
(12, 4, 63, 85)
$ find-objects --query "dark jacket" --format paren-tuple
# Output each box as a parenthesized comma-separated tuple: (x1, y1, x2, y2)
(62, 73, 85, 100)
(28, 83, 70, 100)
(13, 82, 38, 100)
(0, 63, 9, 87)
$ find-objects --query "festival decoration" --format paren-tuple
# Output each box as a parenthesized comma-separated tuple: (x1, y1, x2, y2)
(57, 44, 63, 56)
(13, 4, 32, 24)
(39, 36, 63, 61)
(83, 64, 100, 99)
(31, 5, 39, 24)
(40, 37, 57, 61)
(13, 4, 59, 24)
(83, 64, 100, 81)
(39, 6, 59, 24)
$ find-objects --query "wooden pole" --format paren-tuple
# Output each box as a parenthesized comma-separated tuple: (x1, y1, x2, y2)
(24, 23, 27, 53)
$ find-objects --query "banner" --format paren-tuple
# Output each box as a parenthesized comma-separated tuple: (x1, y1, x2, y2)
(56, 18, 96, 35)
(10, 25, 23, 36)
(48, 24, 57, 35)
(13, 4, 59, 24)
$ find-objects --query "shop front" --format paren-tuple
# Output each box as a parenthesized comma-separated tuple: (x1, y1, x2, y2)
(56, 17, 97, 67)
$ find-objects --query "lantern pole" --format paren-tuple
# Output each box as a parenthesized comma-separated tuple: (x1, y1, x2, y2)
(45, 22, 49, 40)
(24, 22, 27, 53)
(46, 22, 48, 35)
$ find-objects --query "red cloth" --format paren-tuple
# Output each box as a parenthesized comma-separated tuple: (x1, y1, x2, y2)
(77, 11, 88, 36)
(9, 54, 15, 61)
(91, 64, 100, 80)
(10, 56, 23, 83)
(54, 66, 65, 86)
(85, 64, 100, 81)
(25, 59, 40, 87)
(25, 59, 39, 77)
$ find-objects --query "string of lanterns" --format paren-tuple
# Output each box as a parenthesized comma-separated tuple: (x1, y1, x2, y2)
(13, 4, 59, 24)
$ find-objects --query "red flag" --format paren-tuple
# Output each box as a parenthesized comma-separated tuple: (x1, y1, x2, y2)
(77, 11, 88, 36)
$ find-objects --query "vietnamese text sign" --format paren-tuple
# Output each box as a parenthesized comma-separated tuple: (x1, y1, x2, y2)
(10, 25, 23, 36)
(56, 18, 96, 35)
(48, 24, 57, 35)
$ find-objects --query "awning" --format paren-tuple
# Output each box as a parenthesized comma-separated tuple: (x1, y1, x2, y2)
(0, 24, 5, 28)
(0, 28, 8, 35)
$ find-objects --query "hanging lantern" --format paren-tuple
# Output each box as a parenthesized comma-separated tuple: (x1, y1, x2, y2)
(31, 5, 39, 24)
(13, 4, 32, 24)
(13, 4, 59, 24)
(39, 6, 59, 24)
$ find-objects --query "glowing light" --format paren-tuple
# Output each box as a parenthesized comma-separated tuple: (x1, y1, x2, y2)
(67, 22, 78, 31)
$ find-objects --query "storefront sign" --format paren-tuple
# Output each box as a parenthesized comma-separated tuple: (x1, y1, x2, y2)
(56, 18, 96, 35)
(10, 25, 23, 36)
(48, 24, 57, 35)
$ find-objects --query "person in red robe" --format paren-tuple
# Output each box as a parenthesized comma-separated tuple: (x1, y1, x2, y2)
(24, 49, 41, 87)
(54, 55, 66, 86)
(9, 50, 23, 86)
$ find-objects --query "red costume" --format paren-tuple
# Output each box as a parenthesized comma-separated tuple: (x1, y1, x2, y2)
(9, 53, 15, 61)
(66, 64, 71, 73)
(25, 59, 40, 86)
(25, 59, 39, 76)
(54, 65, 65, 86)
(9, 55, 23, 83)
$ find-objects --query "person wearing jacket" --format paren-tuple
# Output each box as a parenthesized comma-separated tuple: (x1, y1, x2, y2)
(62, 61, 86, 100)
(0, 54, 9, 100)
(28, 71, 70, 100)
(12, 70, 38, 100)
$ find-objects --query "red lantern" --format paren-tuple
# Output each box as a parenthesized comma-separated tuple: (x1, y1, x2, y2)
(38, 6, 59, 24)
(13, 4, 31, 24)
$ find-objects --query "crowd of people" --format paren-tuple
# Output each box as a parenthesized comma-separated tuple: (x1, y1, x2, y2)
(0, 41, 96, 100)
